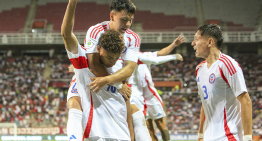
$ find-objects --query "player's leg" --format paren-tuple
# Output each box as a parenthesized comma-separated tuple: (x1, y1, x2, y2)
(154, 118, 170, 141)
(146, 119, 158, 141)
(130, 100, 151, 141)
(67, 96, 83, 141)
(126, 99, 135, 141)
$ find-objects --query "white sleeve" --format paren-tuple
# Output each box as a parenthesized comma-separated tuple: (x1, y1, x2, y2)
(123, 35, 140, 63)
(221, 59, 248, 97)
(138, 53, 177, 65)
(84, 25, 104, 53)
(66, 43, 88, 69)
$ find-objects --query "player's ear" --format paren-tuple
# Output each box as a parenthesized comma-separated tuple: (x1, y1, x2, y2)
(97, 45, 101, 53)
(110, 11, 114, 21)
(208, 38, 214, 47)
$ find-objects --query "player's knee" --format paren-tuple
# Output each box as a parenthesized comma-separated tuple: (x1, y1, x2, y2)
(130, 104, 140, 114)
(68, 97, 82, 111)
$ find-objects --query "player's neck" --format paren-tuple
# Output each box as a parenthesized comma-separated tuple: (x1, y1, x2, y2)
(206, 48, 220, 68)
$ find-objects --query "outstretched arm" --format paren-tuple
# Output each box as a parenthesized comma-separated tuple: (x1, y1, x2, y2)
(157, 35, 185, 56)
(139, 53, 183, 65)
(61, 0, 80, 53)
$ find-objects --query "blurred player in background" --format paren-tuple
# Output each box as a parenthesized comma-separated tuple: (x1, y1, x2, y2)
(131, 36, 185, 141)
(192, 24, 252, 141)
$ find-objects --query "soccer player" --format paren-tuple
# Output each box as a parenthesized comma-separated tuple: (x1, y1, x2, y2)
(192, 24, 252, 141)
(84, 0, 151, 140)
(62, 0, 132, 140)
(131, 36, 184, 141)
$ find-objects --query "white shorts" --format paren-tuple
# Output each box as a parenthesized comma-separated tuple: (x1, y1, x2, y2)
(84, 137, 130, 141)
(143, 84, 166, 120)
(67, 76, 80, 102)
(130, 84, 145, 112)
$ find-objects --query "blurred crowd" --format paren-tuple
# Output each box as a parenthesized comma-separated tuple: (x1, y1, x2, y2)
(0, 53, 261, 134)
(0, 56, 68, 128)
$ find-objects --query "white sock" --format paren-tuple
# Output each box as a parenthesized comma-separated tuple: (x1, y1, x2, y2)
(132, 110, 152, 141)
(67, 109, 83, 141)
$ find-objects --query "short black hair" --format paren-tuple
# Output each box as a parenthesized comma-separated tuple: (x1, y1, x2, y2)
(98, 29, 125, 54)
(198, 24, 223, 49)
(110, 0, 136, 14)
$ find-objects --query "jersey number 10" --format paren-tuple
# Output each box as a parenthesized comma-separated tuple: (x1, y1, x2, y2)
(107, 85, 116, 93)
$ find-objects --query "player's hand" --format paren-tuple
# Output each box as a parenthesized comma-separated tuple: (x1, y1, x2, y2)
(118, 84, 132, 100)
(174, 54, 183, 61)
(173, 35, 185, 47)
(198, 138, 203, 141)
(89, 77, 109, 93)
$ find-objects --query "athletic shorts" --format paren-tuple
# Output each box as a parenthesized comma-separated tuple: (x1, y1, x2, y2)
(67, 76, 80, 102)
(143, 84, 166, 120)
(130, 84, 145, 111)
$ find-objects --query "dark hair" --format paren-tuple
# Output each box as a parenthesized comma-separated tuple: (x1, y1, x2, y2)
(110, 0, 136, 14)
(198, 24, 223, 49)
(98, 29, 125, 54)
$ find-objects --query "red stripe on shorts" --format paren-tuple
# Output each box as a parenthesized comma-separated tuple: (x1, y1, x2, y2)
(82, 91, 94, 140)
(145, 75, 163, 107)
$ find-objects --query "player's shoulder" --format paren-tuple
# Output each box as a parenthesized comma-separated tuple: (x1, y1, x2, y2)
(218, 53, 240, 75)
(125, 29, 140, 47)
(87, 21, 109, 39)
(196, 60, 207, 70)
(125, 29, 140, 38)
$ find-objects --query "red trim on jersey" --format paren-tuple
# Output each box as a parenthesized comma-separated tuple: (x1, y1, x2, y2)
(218, 59, 233, 76)
(126, 29, 140, 47)
(80, 44, 86, 51)
(145, 75, 163, 107)
(82, 91, 93, 140)
(127, 37, 131, 47)
(221, 56, 236, 75)
(90, 25, 103, 39)
(219, 66, 230, 86)
(196, 60, 206, 68)
(143, 99, 147, 116)
(90, 25, 100, 38)
(195, 68, 199, 77)
(70, 56, 88, 69)
(224, 108, 237, 141)
(68, 78, 76, 91)
(137, 59, 144, 65)
(127, 84, 132, 88)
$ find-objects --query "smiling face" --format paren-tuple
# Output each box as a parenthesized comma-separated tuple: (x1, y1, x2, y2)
(97, 45, 121, 68)
(191, 30, 210, 59)
(110, 10, 134, 34)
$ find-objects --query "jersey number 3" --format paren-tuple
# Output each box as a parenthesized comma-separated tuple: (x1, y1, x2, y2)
(202, 85, 208, 99)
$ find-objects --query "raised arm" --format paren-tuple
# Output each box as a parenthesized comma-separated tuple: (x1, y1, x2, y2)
(61, 0, 80, 54)
(157, 35, 185, 56)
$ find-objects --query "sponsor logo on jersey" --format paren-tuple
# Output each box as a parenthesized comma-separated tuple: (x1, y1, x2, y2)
(209, 73, 216, 84)
(71, 83, 78, 93)
(69, 135, 76, 141)
(85, 39, 96, 49)
(122, 46, 127, 53)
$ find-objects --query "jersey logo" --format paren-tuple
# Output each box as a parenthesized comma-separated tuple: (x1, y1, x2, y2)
(209, 73, 216, 84)
(122, 46, 127, 53)
(71, 83, 78, 93)
(69, 135, 77, 141)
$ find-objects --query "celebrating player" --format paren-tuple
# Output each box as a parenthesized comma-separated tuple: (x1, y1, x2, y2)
(192, 24, 252, 141)
(131, 35, 184, 141)
(62, 0, 132, 141)
(84, 0, 152, 140)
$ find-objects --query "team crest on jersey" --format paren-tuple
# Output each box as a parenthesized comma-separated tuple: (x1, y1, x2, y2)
(71, 88, 78, 93)
(209, 73, 216, 84)
(85, 39, 95, 49)
(122, 46, 127, 53)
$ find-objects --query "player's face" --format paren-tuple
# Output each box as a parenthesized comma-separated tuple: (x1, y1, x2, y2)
(110, 10, 134, 34)
(97, 46, 121, 68)
(192, 30, 210, 58)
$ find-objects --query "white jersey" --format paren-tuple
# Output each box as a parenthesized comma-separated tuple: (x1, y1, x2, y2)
(84, 21, 140, 63)
(196, 53, 247, 141)
(66, 43, 130, 141)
